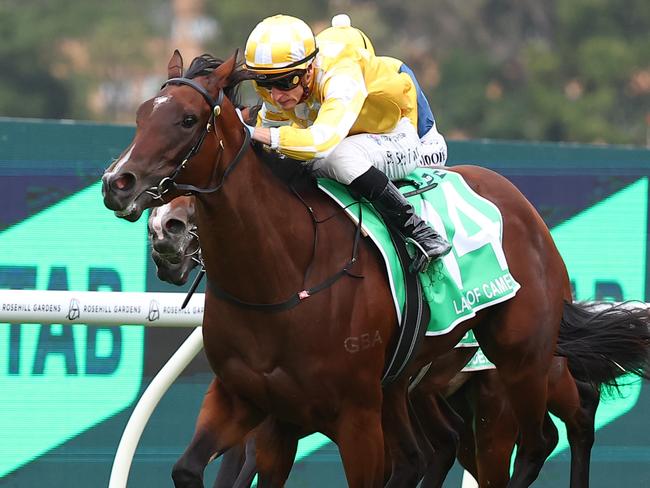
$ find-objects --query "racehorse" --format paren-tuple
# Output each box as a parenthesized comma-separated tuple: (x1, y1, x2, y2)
(145, 191, 598, 488)
(146, 194, 467, 487)
(103, 51, 650, 488)
(147, 190, 639, 488)
(148, 195, 201, 285)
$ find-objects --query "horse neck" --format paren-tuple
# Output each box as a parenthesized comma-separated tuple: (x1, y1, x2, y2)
(194, 126, 313, 298)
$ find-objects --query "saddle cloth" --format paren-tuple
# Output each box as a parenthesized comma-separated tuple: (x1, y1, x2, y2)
(318, 168, 517, 374)
(318, 167, 520, 337)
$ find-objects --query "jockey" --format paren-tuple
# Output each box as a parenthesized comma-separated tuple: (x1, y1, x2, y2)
(241, 14, 451, 272)
(319, 14, 447, 167)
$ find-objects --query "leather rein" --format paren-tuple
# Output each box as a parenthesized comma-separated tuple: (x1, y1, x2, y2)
(149, 76, 363, 312)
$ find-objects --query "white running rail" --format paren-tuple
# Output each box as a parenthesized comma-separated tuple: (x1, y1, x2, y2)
(0, 289, 205, 327)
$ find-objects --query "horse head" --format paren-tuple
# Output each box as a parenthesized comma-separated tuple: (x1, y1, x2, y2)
(148, 195, 200, 286)
(101, 50, 244, 221)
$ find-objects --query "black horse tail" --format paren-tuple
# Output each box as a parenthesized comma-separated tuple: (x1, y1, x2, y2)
(556, 300, 650, 390)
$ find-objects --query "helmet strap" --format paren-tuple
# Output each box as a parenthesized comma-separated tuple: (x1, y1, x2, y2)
(298, 64, 314, 103)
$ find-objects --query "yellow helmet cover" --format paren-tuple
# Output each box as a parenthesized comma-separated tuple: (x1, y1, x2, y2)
(245, 15, 318, 74)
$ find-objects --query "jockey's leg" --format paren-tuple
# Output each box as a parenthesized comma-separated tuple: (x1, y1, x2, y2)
(312, 117, 451, 272)
(352, 168, 451, 271)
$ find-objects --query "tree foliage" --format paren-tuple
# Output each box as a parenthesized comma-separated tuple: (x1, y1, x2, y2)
(1, 0, 648, 146)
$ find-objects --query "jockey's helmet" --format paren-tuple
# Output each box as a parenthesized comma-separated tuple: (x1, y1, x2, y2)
(244, 15, 318, 75)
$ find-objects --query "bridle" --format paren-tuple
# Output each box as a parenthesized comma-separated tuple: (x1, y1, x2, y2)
(145, 77, 251, 201)
(149, 75, 364, 316)
(185, 226, 204, 267)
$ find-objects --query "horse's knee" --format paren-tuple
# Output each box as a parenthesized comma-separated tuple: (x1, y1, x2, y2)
(518, 413, 558, 463)
(389, 447, 427, 486)
(543, 413, 559, 452)
(171, 455, 203, 488)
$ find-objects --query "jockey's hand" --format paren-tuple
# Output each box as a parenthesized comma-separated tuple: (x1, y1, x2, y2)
(235, 108, 255, 137)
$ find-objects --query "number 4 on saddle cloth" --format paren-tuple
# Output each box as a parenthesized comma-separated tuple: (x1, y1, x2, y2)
(318, 168, 516, 383)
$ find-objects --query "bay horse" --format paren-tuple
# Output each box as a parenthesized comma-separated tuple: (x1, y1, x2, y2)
(148, 195, 201, 286)
(102, 51, 650, 488)
(144, 192, 597, 488)
(148, 192, 647, 488)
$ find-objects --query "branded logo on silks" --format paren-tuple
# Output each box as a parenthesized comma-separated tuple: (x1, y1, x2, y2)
(0, 182, 148, 477)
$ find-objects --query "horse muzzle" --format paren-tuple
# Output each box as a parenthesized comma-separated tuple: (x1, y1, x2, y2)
(101, 171, 149, 221)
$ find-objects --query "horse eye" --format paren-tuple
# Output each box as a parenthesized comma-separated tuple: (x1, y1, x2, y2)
(181, 115, 197, 128)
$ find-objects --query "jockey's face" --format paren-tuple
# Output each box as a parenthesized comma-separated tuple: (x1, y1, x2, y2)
(270, 84, 303, 110)
(270, 65, 312, 110)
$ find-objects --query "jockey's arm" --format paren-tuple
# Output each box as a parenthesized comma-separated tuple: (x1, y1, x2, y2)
(252, 126, 272, 146)
(249, 100, 288, 146)
(252, 61, 367, 161)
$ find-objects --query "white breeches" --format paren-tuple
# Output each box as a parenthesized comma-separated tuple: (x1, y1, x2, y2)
(311, 118, 448, 184)
(419, 123, 448, 167)
(311, 117, 422, 184)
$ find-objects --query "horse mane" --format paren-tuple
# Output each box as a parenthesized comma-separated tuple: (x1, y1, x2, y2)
(185, 53, 243, 108)
(251, 141, 316, 188)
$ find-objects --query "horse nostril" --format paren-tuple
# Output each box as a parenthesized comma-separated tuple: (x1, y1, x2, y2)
(164, 218, 186, 235)
(111, 173, 136, 192)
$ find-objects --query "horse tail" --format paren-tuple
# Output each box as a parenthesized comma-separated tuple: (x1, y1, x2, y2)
(556, 301, 650, 391)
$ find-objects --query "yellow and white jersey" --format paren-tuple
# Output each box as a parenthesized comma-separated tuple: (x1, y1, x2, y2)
(254, 41, 418, 161)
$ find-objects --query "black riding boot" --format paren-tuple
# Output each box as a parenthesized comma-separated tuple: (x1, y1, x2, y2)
(349, 167, 451, 273)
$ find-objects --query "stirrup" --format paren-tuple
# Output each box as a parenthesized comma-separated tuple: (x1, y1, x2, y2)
(406, 238, 433, 273)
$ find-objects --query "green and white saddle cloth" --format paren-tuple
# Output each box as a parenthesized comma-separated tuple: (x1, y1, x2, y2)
(458, 329, 495, 371)
(318, 167, 518, 370)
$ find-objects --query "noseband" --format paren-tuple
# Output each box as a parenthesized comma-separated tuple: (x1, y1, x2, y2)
(145, 77, 251, 200)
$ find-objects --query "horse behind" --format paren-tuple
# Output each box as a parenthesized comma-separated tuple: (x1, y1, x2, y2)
(102, 51, 650, 488)
(148, 195, 201, 285)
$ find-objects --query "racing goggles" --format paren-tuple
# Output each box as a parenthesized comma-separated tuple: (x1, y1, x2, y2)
(254, 70, 305, 91)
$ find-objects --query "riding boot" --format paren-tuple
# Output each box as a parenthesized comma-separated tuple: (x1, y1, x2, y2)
(349, 167, 451, 273)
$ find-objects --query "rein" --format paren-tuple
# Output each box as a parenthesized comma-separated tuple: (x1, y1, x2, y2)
(206, 194, 364, 312)
(146, 77, 250, 200)
(161, 76, 364, 312)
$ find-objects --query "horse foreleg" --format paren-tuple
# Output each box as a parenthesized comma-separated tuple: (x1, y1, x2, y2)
(230, 436, 257, 488)
(172, 378, 263, 488)
(336, 406, 384, 488)
(212, 443, 246, 488)
(255, 418, 301, 488)
(413, 392, 462, 488)
(382, 379, 428, 487)
(446, 382, 479, 480)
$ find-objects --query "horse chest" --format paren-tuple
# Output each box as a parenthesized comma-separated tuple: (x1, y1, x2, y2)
(217, 355, 289, 396)
(216, 356, 326, 422)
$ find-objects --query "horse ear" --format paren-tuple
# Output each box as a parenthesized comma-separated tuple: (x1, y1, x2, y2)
(167, 50, 183, 79)
(215, 49, 239, 81)
(206, 50, 239, 95)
